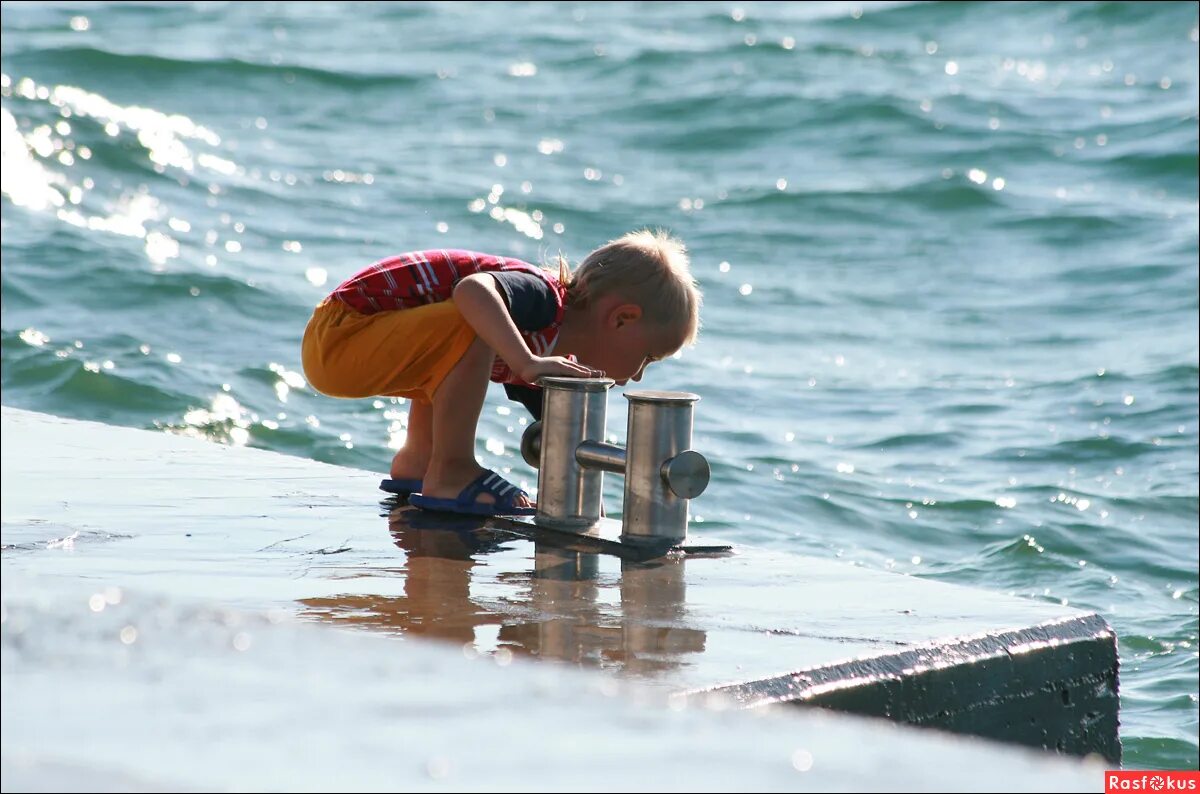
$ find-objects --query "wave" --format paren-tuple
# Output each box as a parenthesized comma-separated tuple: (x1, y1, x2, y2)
(853, 430, 966, 451)
(1026, 364, 1198, 394)
(7, 45, 424, 90)
(1, 347, 192, 420)
(983, 435, 1171, 464)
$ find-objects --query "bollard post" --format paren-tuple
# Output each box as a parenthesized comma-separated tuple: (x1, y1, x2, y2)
(521, 379, 709, 545)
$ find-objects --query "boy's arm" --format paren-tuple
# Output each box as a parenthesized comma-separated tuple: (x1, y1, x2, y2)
(453, 274, 598, 382)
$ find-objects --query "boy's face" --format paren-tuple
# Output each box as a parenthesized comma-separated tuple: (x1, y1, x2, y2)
(593, 309, 681, 385)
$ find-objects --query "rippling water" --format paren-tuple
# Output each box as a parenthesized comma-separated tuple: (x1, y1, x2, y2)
(2, 1, 1196, 769)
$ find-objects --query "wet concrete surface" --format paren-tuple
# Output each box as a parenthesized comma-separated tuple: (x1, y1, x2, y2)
(2, 407, 1113, 790)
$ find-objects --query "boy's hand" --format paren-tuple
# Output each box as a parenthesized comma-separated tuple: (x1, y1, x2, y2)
(518, 355, 603, 383)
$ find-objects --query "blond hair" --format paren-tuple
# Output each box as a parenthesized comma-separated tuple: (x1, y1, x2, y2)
(553, 229, 702, 348)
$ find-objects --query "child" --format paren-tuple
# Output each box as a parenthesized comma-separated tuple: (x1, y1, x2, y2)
(301, 230, 702, 516)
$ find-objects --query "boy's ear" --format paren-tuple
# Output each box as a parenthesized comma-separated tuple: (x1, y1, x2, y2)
(609, 303, 643, 329)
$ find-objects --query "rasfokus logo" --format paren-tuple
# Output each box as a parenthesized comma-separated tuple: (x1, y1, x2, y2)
(1106, 771, 1200, 793)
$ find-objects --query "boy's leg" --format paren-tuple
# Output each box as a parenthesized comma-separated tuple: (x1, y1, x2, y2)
(423, 336, 531, 509)
(389, 398, 433, 481)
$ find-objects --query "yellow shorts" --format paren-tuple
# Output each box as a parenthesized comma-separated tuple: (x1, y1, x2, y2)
(301, 298, 477, 402)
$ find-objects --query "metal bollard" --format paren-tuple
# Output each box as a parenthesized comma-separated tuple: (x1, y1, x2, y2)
(621, 390, 707, 546)
(520, 377, 709, 545)
(523, 376, 616, 529)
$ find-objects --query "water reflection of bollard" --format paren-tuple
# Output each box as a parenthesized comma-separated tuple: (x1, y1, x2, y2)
(529, 545, 602, 664)
(620, 557, 706, 674)
(520, 377, 710, 546)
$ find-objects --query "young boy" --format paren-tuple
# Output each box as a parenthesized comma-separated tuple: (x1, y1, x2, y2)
(301, 229, 702, 516)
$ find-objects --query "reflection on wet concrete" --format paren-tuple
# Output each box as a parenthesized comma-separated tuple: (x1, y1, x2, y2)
(297, 500, 707, 677)
(504, 544, 706, 675)
(291, 497, 1121, 761)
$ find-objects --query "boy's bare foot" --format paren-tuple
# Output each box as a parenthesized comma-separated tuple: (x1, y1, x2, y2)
(422, 460, 533, 509)
(389, 449, 430, 482)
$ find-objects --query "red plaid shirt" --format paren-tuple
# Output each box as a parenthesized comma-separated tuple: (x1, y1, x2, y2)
(329, 249, 566, 387)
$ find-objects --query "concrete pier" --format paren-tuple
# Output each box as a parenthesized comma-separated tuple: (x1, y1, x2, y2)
(1, 408, 1115, 791)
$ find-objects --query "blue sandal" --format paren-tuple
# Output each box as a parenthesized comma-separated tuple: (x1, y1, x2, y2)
(379, 477, 423, 495)
(408, 470, 536, 517)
